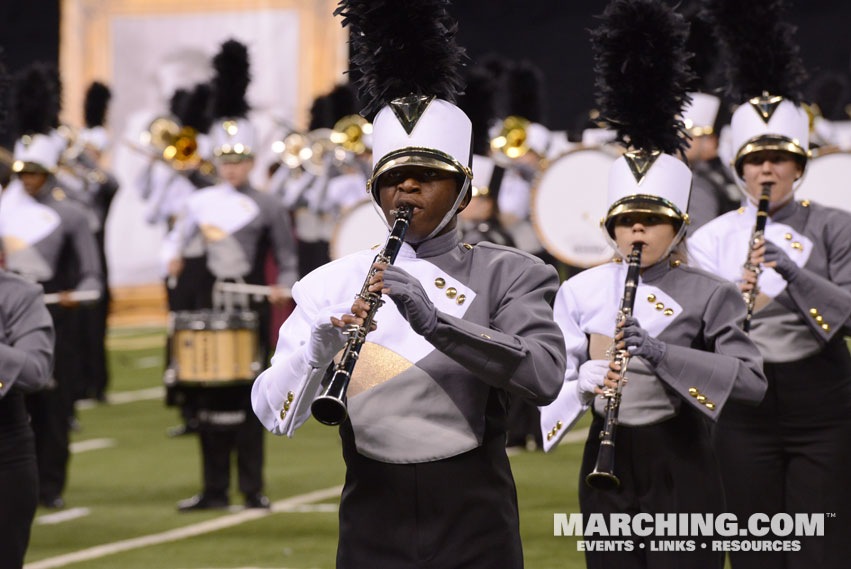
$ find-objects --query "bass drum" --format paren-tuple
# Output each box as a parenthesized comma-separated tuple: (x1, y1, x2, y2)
(796, 151, 851, 213)
(330, 199, 389, 260)
(530, 147, 617, 268)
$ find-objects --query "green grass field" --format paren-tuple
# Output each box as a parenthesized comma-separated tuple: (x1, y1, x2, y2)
(24, 327, 589, 569)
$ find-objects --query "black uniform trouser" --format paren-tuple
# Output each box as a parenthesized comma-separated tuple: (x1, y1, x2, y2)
(1, 394, 39, 569)
(26, 306, 74, 502)
(199, 411, 264, 499)
(714, 340, 851, 569)
(579, 408, 725, 569)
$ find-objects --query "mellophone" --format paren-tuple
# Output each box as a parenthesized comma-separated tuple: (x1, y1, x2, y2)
(165, 282, 290, 387)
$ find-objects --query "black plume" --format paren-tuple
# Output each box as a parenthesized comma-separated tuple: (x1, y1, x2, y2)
(169, 89, 190, 118)
(458, 66, 498, 156)
(591, 0, 694, 155)
(807, 71, 851, 121)
(506, 61, 546, 124)
(336, 0, 466, 117)
(309, 95, 334, 130)
(12, 63, 60, 136)
(84, 81, 111, 128)
(182, 83, 213, 133)
(211, 39, 251, 118)
(683, 3, 720, 92)
(328, 83, 359, 121)
(703, 0, 806, 102)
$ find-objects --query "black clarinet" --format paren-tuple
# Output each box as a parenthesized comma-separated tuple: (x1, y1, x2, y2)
(585, 242, 642, 490)
(311, 204, 413, 426)
(742, 183, 772, 333)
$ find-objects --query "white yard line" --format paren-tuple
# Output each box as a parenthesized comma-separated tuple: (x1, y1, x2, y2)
(107, 386, 165, 404)
(24, 485, 343, 569)
(35, 508, 91, 525)
(69, 439, 117, 454)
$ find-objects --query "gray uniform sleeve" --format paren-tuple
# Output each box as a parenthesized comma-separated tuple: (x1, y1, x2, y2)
(654, 281, 767, 419)
(780, 219, 851, 341)
(268, 200, 299, 288)
(425, 260, 567, 406)
(0, 281, 55, 398)
(68, 208, 104, 293)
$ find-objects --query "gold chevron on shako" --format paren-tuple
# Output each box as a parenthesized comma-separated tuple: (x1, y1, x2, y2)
(623, 149, 662, 185)
(749, 92, 784, 124)
(390, 95, 435, 135)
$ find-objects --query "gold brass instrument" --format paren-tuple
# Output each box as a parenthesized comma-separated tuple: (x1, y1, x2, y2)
(311, 204, 413, 426)
(272, 131, 311, 169)
(139, 117, 205, 171)
(586, 242, 643, 490)
(742, 182, 772, 333)
(331, 114, 373, 155)
(490, 115, 531, 160)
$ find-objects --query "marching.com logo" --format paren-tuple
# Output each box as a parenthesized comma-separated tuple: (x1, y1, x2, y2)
(554, 513, 833, 552)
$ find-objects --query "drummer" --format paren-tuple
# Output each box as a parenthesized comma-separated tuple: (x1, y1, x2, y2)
(163, 40, 297, 511)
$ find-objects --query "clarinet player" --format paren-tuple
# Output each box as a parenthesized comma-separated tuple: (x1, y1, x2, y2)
(251, 1, 566, 567)
(539, 2, 766, 567)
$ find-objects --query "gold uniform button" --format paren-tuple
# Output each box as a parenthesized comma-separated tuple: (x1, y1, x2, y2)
(696, 395, 706, 404)
(669, 259, 681, 268)
(462, 243, 473, 250)
(815, 315, 824, 323)
(647, 294, 656, 303)
(283, 401, 291, 411)
(791, 242, 803, 251)
(801, 199, 811, 207)
(822, 323, 831, 332)
(287, 391, 295, 402)
(705, 401, 716, 411)
(655, 302, 665, 311)
(481, 333, 491, 339)
(280, 409, 287, 420)
(663, 308, 674, 316)
(785, 233, 793, 240)
(688, 387, 698, 397)
(547, 432, 553, 441)
(456, 294, 466, 305)
(737, 207, 745, 214)
(446, 287, 457, 299)
(809, 308, 819, 317)
(556, 421, 563, 430)
(434, 277, 446, 289)
(0, 381, 3, 389)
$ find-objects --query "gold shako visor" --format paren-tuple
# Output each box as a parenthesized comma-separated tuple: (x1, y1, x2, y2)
(368, 146, 474, 198)
(603, 194, 688, 238)
(12, 160, 51, 175)
(733, 134, 809, 177)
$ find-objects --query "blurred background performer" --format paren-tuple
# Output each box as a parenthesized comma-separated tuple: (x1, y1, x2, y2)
(681, 3, 739, 231)
(164, 39, 297, 511)
(251, 0, 566, 566)
(1, 63, 103, 510)
(690, 1, 851, 566)
(538, 2, 766, 567)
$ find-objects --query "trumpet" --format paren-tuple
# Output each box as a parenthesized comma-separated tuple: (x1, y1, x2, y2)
(585, 242, 642, 490)
(742, 182, 772, 333)
(490, 116, 531, 160)
(311, 204, 413, 426)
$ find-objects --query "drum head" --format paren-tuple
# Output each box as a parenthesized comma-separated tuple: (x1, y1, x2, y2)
(797, 151, 851, 213)
(330, 199, 388, 260)
(531, 148, 617, 267)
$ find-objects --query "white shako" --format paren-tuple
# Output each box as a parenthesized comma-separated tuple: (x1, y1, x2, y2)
(335, 0, 473, 240)
(592, 0, 694, 257)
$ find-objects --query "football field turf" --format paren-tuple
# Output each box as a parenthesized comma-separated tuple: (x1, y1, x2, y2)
(24, 327, 588, 569)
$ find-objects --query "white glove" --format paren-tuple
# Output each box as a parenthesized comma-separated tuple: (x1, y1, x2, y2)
(576, 359, 610, 404)
(305, 302, 352, 367)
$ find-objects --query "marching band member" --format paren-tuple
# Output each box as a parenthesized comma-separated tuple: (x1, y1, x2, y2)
(689, 1, 851, 566)
(2, 63, 103, 509)
(252, 1, 566, 566)
(164, 39, 297, 511)
(539, 2, 766, 567)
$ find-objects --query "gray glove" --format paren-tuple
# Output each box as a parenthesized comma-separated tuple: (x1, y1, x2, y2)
(764, 240, 801, 282)
(382, 265, 439, 337)
(620, 316, 666, 368)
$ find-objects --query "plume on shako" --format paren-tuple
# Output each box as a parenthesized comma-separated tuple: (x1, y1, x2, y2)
(702, 0, 810, 177)
(335, 0, 474, 238)
(209, 39, 254, 160)
(84, 82, 111, 128)
(591, 0, 695, 244)
(11, 62, 63, 174)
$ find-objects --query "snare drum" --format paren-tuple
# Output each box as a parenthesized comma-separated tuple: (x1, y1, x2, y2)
(330, 199, 388, 259)
(168, 310, 261, 386)
(796, 151, 851, 214)
(530, 147, 617, 267)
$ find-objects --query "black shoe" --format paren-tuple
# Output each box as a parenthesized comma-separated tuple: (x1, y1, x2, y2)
(176, 493, 229, 512)
(244, 493, 271, 509)
(41, 496, 65, 509)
